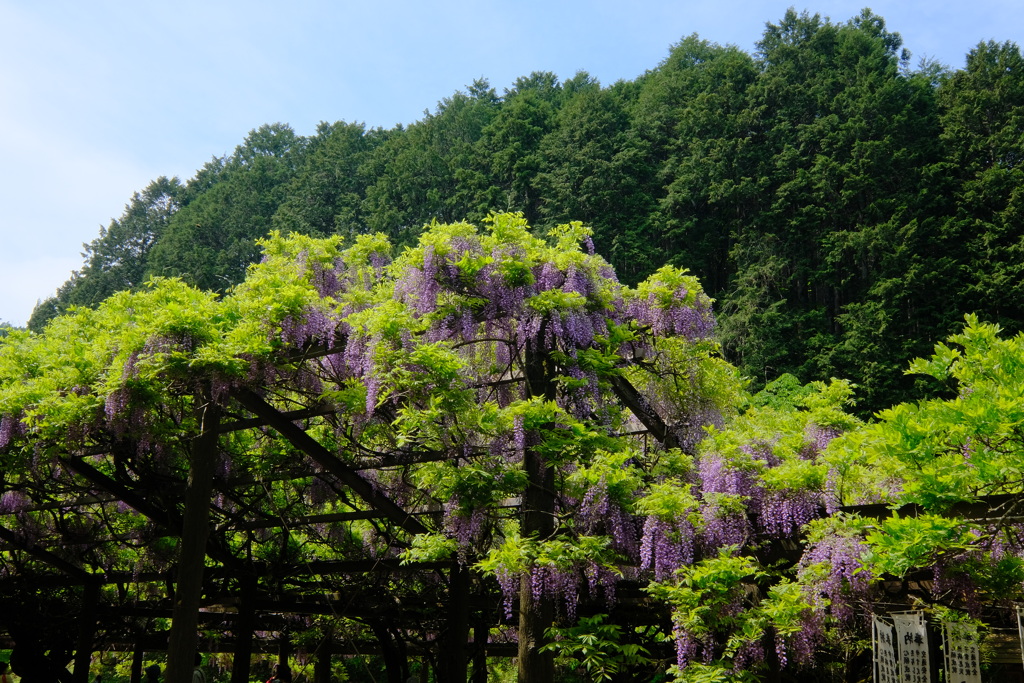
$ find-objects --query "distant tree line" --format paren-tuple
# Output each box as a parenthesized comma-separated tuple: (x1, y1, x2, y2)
(31, 8, 1024, 415)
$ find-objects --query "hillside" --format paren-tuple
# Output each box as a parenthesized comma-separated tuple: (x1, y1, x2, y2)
(30, 8, 1024, 415)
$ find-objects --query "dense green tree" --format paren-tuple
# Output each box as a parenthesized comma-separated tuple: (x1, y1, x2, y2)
(146, 123, 306, 291)
(271, 120, 381, 238)
(532, 73, 609, 224)
(637, 35, 760, 295)
(722, 9, 943, 410)
(469, 72, 562, 223)
(532, 73, 660, 281)
(938, 40, 1024, 329)
(360, 80, 498, 240)
(828, 39, 1024, 411)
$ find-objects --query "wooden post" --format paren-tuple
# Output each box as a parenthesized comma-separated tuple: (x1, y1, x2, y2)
(72, 582, 100, 683)
(313, 630, 333, 683)
(129, 637, 144, 683)
(438, 560, 469, 681)
(471, 618, 488, 683)
(230, 580, 256, 683)
(370, 623, 405, 683)
(277, 629, 291, 670)
(164, 392, 220, 683)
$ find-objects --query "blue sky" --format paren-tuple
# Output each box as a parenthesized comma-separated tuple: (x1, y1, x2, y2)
(1, 0, 1021, 326)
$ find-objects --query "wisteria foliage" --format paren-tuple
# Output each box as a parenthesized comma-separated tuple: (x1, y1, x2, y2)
(7, 218, 1024, 680)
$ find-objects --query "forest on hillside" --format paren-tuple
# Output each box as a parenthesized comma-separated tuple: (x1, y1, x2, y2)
(29, 7, 1024, 415)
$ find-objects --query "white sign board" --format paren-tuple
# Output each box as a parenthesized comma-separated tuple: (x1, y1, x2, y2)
(893, 611, 931, 683)
(942, 621, 981, 683)
(873, 616, 900, 683)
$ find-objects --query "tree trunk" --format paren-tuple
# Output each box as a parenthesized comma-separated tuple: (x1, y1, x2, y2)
(165, 393, 220, 683)
(518, 338, 556, 683)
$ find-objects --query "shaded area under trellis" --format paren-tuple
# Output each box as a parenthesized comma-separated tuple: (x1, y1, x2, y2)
(0, 377, 682, 683)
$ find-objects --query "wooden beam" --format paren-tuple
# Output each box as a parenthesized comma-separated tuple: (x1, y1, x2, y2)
(233, 389, 429, 537)
(61, 456, 242, 570)
(608, 374, 680, 450)
(217, 406, 336, 434)
(227, 502, 446, 531)
(839, 493, 1024, 521)
(227, 510, 380, 530)
(62, 457, 178, 528)
(0, 524, 91, 580)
